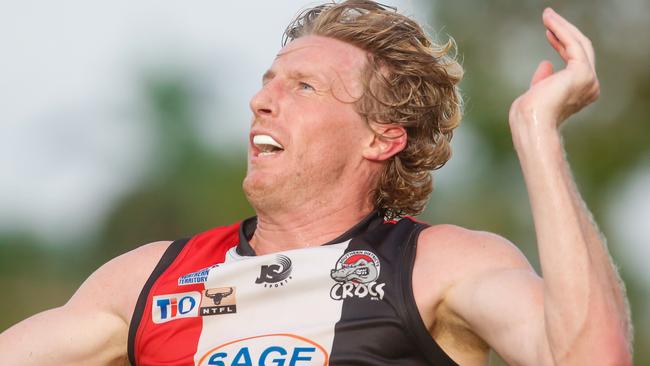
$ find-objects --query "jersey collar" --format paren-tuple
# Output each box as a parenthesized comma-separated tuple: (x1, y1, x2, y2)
(236, 210, 384, 256)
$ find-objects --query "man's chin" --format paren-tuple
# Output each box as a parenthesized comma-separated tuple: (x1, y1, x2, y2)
(244, 175, 277, 203)
(243, 174, 305, 215)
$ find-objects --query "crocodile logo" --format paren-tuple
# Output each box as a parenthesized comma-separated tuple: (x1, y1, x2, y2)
(330, 250, 385, 300)
(330, 253, 379, 284)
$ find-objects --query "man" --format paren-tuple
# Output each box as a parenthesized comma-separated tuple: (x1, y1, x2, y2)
(0, 1, 632, 365)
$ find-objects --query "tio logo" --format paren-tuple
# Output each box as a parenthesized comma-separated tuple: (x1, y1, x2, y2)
(152, 291, 201, 323)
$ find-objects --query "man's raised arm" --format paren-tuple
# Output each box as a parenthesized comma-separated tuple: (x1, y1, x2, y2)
(436, 8, 631, 366)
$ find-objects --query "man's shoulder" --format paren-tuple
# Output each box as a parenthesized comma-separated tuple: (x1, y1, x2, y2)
(103, 240, 174, 277)
(98, 221, 242, 287)
(69, 241, 174, 323)
(412, 224, 537, 355)
(415, 223, 532, 281)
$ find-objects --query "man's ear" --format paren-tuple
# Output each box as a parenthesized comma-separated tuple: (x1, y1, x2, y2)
(362, 123, 407, 162)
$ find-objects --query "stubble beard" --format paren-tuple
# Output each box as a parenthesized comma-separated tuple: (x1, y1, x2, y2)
(243, 173, 290, 215)
(243, 159, 348, 217)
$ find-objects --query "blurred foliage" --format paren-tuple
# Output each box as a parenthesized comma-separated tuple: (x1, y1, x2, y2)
(421, 1, 650, 364)
(97, 71, 253, 260)
(0, 0, 648, 364)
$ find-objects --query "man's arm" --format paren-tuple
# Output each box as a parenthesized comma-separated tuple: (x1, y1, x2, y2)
(430, 8, 631, 366)
(0, 241, 170, 366)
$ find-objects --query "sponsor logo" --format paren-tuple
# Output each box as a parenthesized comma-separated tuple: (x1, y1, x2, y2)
(178, 264, 220, 286)
(330, 250, 385, 300)
(153, 291, 201, 323)
(152, 287, 236, 323)
(255, 254, 293, 288)
(201, 287, 237, 316)
(198, 334, 328, 366)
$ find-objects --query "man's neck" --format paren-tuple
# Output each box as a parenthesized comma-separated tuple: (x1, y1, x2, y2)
(249, 201, 375, 256)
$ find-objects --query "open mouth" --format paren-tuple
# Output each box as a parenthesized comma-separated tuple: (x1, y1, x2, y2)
(252, 134, 284, 157)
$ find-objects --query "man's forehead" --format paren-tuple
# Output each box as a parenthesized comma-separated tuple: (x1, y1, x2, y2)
(269, 36, 367, 82)
(274, 36, 367, 71)
(275, 43, 310, 59)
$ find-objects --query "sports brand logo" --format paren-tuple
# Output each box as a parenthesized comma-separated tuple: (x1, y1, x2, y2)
(255, 254, 293, 288)
(178, 264, 220, 286)
(330, 250, 385, 300)
(200, 287, 237, 316)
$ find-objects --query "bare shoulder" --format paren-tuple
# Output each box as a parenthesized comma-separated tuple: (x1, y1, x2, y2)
(413, 223, 533, 308)
(415, 224, 532, 284)
(69, 240, 173, 323)
(412, 224, 537, 364)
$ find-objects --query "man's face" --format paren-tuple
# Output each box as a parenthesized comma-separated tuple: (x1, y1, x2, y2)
(243, 35, 375, 213)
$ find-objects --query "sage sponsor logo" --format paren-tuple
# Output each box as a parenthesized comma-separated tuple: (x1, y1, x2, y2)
(198, 334, 328, 366)
(330, 250, 385, 300)
(255, 254, 293, 288)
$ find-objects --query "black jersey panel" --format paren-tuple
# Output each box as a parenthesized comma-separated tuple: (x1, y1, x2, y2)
(329, 219, 454, 365)
(398, 224, 459, 366)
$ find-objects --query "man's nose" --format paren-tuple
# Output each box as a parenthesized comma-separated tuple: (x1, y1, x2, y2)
(249, 82, 279, 118)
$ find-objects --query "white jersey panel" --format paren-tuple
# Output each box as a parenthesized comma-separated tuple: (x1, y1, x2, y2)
(193, 241, 350, 365)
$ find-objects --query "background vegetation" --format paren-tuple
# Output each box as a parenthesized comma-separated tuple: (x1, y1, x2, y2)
(1, 0, 647, 364)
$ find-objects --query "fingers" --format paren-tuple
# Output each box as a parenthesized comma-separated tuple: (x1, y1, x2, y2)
(545, 30, 568, 60)
(542, 8, 595, 69)
(530, 60, 554, 87)
(545, 9, 596, 67)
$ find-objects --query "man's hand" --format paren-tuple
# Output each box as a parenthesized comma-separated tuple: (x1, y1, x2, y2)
(504, 8, 631, 365)
(509, 8, 600, 132)
(422, 9, 631, 366)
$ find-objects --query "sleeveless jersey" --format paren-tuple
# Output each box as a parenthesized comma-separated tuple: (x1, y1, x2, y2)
(128, 212, 457, 366)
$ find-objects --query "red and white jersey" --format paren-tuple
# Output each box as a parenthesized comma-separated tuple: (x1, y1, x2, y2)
(128, 212, 457, 365)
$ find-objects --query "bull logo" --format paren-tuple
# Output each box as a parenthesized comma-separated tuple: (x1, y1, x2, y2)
(200, 287, 237, 316)
(204, 287, 234, 305)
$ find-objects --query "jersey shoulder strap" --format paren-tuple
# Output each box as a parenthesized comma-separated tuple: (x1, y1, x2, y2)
(397, 218, 459, 366)
(127, 222, 241, 366)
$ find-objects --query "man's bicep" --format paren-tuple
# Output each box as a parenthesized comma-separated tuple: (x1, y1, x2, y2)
(0, 303, 128, 365)
(447, 266, 553, 366)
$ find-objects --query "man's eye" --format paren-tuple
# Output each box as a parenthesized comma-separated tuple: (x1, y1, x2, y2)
(299, 82, 315, 91)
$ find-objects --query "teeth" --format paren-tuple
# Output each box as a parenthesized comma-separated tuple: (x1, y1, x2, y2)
(253, 135, 284, 150)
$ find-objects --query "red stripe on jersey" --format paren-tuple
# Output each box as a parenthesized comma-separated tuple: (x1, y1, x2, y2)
(133, 222, 240, 366)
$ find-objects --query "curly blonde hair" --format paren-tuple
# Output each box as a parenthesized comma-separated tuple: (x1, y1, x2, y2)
(284, 0, 464, 219)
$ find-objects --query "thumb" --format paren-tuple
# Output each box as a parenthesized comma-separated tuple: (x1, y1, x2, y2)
(530, 60, 554, 87)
